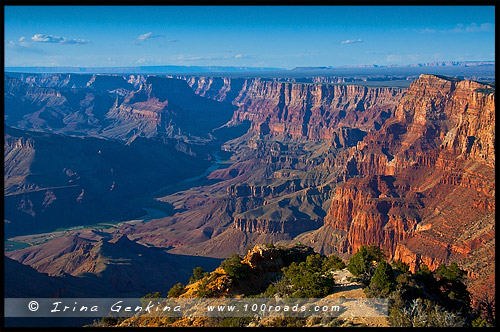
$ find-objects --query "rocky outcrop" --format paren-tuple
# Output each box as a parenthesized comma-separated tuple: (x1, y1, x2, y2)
(325, 175, 421, 257)
(177, 244, 316, 299)
(392, 75, 495, 167)
(323, 74, 495, 306)
(102, 76, 237, 142)
(338, 75, 495, 180)
(325, 74, 495, 248)
(241, 244, 315, 272)
(85, 74, 135, 92)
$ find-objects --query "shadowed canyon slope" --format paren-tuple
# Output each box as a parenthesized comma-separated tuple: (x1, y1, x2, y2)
(4, 126, 210, 237)
(6, 234, 221, 297)
(4, 73, 494, 310)
(4, 74, 246, 236)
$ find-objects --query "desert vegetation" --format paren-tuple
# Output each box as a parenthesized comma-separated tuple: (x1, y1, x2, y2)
(90, 243, 490, 327)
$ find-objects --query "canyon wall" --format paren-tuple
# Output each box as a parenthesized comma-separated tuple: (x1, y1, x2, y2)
(322, 74, 495, 306)
(185, 76, 406, 139)
(6, 73, 406, 142)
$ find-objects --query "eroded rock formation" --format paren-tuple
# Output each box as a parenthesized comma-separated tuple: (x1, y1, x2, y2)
(186, 76, 405, 139)
(322, 74, 495, 307)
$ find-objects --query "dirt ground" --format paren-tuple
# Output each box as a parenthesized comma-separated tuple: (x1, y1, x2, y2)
(328, 269, 390, 327)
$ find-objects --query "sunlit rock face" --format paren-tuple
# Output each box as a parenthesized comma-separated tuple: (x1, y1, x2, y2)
(322, 75, 494, 308)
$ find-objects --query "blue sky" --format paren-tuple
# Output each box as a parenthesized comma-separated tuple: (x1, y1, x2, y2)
(4, 6, 495, 68)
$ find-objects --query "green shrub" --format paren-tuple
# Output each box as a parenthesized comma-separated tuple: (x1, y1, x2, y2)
(322, 254, 346, 271)
(167, 282, 185, 298)
(196, 277, 215, 298)
(436, 263, 465, 282)
(347, 244, 386, 281)
(189, 266, 206, 284)
(140, 292, 162, 309)
(435, 263, 470, 313)
(366, 261, 396, 297)
(414, 264, 433, 280)
(265, 256, 335, 298)
(221, 254, 250, 279)
(305, 253, 324, 273)
(388, 261, 473, 327)
(392, 260, 410, 274)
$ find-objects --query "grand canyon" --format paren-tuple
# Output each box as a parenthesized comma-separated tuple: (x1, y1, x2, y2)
(4, 67, 495, 325)
(3, 4, 495, 328)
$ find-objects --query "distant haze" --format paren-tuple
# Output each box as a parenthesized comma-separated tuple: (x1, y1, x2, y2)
(5, 61, 495, 81)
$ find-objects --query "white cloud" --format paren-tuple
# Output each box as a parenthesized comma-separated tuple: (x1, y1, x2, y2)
(340, 39, 362, 45)
(449, 24, 467, 33)
(133, 32, 168, 44)
(464, 23, 493, 32)
(137, 32, 154, 42)
(31, 34, 91, 44)
(5, 37, 45, 53)
(17, 36, 30, 47)
(65, 38, 92, 45)
(32, 34, 64, 43)
(444, 23, 493, 33)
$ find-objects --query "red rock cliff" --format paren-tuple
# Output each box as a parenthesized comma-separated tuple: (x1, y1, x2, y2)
(323, 74, 495, 308)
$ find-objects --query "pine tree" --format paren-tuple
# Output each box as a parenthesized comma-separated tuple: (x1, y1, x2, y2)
(367, 261, 396, 297)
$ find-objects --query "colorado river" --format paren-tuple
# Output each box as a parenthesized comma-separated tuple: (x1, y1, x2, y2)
(151, 150, 225, 197)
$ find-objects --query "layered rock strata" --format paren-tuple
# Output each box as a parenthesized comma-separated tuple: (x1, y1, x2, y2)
(186, 76, 406, 139)
(323, 75, 495, 307)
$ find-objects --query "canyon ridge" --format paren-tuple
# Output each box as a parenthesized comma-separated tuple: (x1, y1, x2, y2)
(4, 72, 495, 318)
